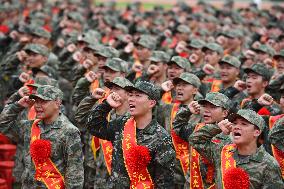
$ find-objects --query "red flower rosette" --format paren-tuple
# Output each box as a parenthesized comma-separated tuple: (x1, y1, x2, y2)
(224, 167, 250, 189)
(126, 145, 151, 173)
(30, 139, 51, 164)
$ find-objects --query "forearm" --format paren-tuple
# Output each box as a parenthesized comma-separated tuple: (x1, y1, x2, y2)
(173, 107, 194, 141)
(72, 78, 91, 106)
(188, 124, 222, 161)
(74, 95, 98, 126)
(86, 100, 114, 141)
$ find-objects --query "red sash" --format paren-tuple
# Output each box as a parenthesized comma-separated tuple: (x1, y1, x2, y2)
(269, 114, 284, 178)
(30, 119, 65, 189)
(89, 79, 100, 93)
(170, 103, 190, 176)
(91, 87, 111, 161)
(210, 80, 222, 92)
(189, 123, 216, 189)
(221, 144, 237, 188)
(122, 117, 154, 189)
(162, 91, 172, 104)
(100, 113, 112, 175)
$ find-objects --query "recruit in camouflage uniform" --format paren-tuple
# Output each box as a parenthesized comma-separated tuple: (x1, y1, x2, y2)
(86, 81, 176, 188)
(188, 109, 284, 188)
(0, 85, 84, 189)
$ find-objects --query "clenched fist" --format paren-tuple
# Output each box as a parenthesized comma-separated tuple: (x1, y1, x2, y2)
(107, 92, 122, 108)
(258, 93, 274, 106)
(91, 88, 106, 99)
(161, 80, 174, 92)
(218, 119, 233, 135)
(188, 101, 201, 115)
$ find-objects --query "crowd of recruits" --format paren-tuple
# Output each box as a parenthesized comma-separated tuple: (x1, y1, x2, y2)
(1, 0, 284, 188)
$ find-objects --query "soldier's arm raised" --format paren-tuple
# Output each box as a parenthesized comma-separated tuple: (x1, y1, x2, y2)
(172, 104, 198, 141)
(0, 97, 31, 141)
(269, 118, 284, 152)
(188, 123, 224, 162)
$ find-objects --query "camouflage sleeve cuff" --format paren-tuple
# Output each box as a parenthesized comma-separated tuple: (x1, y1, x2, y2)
(98, 100, 113, 114)
(12, 102, 26, 112)
(177, 107, 192, 122)
(222, 86, 240, 99)
(250, 99, 263, 112)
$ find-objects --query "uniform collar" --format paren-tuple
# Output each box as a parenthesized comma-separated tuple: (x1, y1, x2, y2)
(136, 119, 157, 134)
(232, 145, 265, 164)
(38, 114, 63, 133)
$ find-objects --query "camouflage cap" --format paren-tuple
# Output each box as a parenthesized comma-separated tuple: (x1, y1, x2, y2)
(114, 24, 128, 33)
(202, 42, 224, 55)
(137, 35, 157, 50)
(173, 72, 201, 88)
(273, 49, 284, 59)
(85, 43, 103, 52)
(149, 51, 170, 63)
(104, 77, 133, 89)
(199, 92, 231, 110)
(24, 43, 49, 57)
(67, 12, 84, 23)
(125, 81, 160, 102)
(103, 58, 124, 72)
(96, 46, 120, 58)
(168, 56, 191, 70)
(26, 76, 59, 88)
(244, 63, 272, 81)
(30, 26, 51, 39)
(254, 44, 275, 56)
(229, 109, 265, 131)
(187, 39, 205, 49)
(177, 25, 191, 34)
(32, 65, 57, 79)
(77, 30, 101, 45)
(30, 85, 63, 101)
(219, 55, 241, 68)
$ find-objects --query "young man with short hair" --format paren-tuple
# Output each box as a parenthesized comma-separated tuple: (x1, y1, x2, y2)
(0, 85, 84, 188)
(188, 109, 284, 188)
(173, 92, 232, 188)
(86, 81, 175, 188)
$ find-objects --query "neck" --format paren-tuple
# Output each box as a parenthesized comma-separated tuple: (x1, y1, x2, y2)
(250, 90, 265, 99)
(43, 112, 59, 125)
(134, 111, 152, 130)
(181, 97, 194, 106)
(222, 79, 236, 89)
(237, 141, 258, 156)
(154, 74, 167, 85)
(115, 102, 128, 115)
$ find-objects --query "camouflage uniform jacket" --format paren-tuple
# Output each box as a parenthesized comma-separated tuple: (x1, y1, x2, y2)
(188, 124, 284, 189)
(156, 103, 202, 188)
(269, 116, 284, 152)
(86, 100, 176, 189)
(173, 107, 231, 188)
(0, 103, 84, 189)
(75, 95, 130, 188)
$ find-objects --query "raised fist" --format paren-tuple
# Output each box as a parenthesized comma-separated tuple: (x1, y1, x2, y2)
(85, 71, 97, 83)
(258, 93, 274, 106)
(107, 92, 122, 108)
(188, 101, 201, 115)
(147, 64, 159, 76)
(202, 64, 215, 75)
(161, 80, 174, 92)
(18, 86, 31, 97)
(233, 80, 246, 91)
(132, 63, 143, 73)
(218, 119, 233, 135)
(19, 72, 30, 83)
(83, 59, 94, 69)
(67, 43, 77, 53)
(57, 38, 65, 48)
(189, 53, 198, 63)
(18, 96, 35, 108)
(91, 88, 106, 99)
(17, 50, 28, 62)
